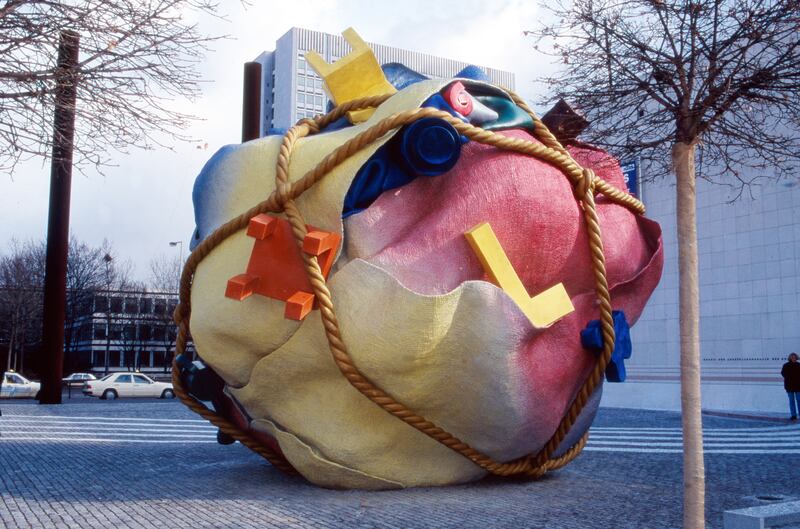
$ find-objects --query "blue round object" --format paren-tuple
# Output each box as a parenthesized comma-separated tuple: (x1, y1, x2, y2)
(399, 118, 461, 176)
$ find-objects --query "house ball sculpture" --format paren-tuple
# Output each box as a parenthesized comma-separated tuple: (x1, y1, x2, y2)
(173, 28, 663, 489)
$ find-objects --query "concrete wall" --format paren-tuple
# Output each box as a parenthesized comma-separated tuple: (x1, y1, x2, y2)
(603, 173, 800, 413)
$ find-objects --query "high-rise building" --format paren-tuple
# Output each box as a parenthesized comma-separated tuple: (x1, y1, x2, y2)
(254, 27, 515, 134)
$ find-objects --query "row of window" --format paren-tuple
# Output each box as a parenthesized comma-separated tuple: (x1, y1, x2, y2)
(93, 295, 177, 316)
(70, 322, 176, 342)
(90, 350, 172, 369)
(296, 73, 324, 94)
(297, 92, 324, 109)
(296, 110, 321, 120)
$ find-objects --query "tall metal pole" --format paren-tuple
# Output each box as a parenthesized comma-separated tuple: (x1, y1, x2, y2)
(39, 30, 80, 404)
(103, 253, 112, 376)
(242, 61, 262, 142)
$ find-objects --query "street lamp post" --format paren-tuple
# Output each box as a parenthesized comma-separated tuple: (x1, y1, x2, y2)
(168, 241, 183, 291)
(167, 241, 183, 368)
(103, 253, 113, 376)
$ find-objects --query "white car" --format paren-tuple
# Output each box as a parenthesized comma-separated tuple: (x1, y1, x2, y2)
(82, 372, 175, 400)
(63, 372, 97, 384)
(1, 371, 41, 399)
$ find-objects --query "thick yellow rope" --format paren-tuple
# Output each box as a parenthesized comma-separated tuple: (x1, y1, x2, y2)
(172, 88, 644, 480)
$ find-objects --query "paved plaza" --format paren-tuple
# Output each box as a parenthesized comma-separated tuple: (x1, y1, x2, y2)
(1, 398, 798, 529)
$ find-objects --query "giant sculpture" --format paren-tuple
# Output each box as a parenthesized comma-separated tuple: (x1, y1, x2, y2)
(174, 29, 663, 489)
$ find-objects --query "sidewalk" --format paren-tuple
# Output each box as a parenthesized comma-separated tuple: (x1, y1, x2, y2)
(1, 401, 798, 529)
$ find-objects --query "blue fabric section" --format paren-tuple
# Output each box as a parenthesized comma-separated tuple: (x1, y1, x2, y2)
(342, 147, 414, 217)
(342, 117, 463, 218)
(580, 311, 632, 383)
(323, 116, 352, 132)
(455, 65, 491, 82)
(383, 62, 430, 90)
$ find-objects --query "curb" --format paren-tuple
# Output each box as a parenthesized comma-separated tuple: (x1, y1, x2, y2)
(702, 409, 794, 424)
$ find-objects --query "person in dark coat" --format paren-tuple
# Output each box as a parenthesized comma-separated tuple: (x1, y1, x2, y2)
(781, 352, 800, 421)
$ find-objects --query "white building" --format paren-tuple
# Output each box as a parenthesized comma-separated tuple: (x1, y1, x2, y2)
(604, 175, 800, 414)
(254, 27, 515, 133)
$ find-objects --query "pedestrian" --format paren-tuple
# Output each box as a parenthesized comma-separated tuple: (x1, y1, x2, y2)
(781, 352, 800, 421)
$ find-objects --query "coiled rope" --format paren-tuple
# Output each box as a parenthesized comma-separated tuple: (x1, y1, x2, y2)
(171, 87, 645, 480)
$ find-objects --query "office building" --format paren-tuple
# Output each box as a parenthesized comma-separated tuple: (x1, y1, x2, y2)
(66, 289, 193, 376)
(254, 27, 515, 133)
(605, 175, 800, 413)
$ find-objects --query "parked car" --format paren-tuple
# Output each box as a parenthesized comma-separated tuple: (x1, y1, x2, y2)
(82, 372, 175, 400)
(1, 371, 41, 399)
(62, 372, 97, 385)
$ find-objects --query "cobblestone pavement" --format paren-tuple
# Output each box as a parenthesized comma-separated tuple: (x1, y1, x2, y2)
(1, 398, 798, 529)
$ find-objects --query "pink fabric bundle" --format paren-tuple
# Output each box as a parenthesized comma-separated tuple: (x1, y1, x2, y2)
(345, 129, 663, 450)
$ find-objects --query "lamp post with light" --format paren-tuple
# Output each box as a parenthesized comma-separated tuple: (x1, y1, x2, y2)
(168, 241, 183, 292)
(166, 240, 183, 367)
(103, 253, 113, 376)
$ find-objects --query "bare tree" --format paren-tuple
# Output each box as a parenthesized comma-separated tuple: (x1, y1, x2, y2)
(527, 2, 800, 527)
(64, 237, 110, 360)
(0, 0, 228, 176)
(111, 281, 148, 372)
(0, 237, 132, 376)
(97, 250, 132, 375)
(148, 253, 182, 293)
(147, 254, 182, 371)
(0, 239, 45, 373)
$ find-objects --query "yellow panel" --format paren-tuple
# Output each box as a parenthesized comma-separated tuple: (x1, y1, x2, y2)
(524, 283, 574, 328)
(465, 222, 574, 328)
(304, 27, 396, 123)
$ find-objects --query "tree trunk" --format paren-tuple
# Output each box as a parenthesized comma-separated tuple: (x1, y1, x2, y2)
(673, 141, 706, 529)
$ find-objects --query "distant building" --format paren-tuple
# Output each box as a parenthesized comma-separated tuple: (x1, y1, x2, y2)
(254, 27, 516, 133)
(604, 174, 800, 414)
(66, 289, 193, 376)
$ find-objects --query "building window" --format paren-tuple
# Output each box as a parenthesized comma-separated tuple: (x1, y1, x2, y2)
(297, 74, 304, 89)
(298, 93, 305, 105)
(94, 325, 106, 340)
(124, 297, 137, 314)
(94, 295, 108, 312)
(110, 296, 123, 313)
(140, 298, 152, 314)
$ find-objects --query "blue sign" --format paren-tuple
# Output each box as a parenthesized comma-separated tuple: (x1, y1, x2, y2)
(620, 158, 639, 197)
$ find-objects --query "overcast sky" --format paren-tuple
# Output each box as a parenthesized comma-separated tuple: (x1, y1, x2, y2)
(1, 0, 555, 281)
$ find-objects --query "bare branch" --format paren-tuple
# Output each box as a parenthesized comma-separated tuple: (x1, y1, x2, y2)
(0, 0, 232, 176)
(527, 0, 800, 192)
